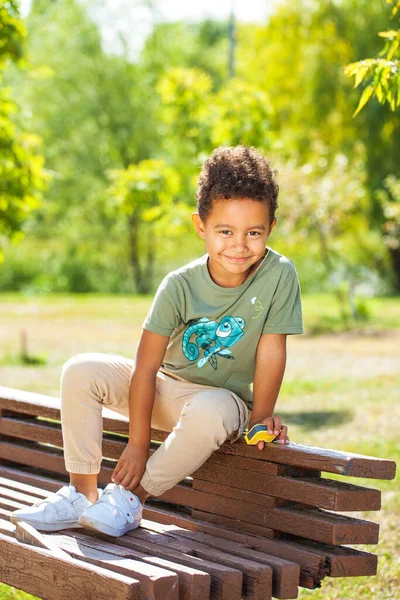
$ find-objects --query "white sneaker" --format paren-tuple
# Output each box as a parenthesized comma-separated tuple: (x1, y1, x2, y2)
(10, 485, 103, 532)
(78, 483, 143, 537)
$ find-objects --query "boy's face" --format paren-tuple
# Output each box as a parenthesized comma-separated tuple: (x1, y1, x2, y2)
(192, 198, 276, 288)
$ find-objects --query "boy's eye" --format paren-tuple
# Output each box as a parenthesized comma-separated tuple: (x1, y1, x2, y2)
(220, 230, 232, 235)
(248, 231, 261, 236)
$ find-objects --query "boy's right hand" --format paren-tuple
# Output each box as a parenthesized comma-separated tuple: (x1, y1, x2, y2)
(111, 444, 149, 491)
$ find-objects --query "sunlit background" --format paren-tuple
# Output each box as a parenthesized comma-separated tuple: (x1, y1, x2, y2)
(0, 3, 399, 600)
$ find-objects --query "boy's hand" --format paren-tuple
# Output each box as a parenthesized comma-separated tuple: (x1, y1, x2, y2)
(248, 415, 289, 451)
(111, 444, 149, 490)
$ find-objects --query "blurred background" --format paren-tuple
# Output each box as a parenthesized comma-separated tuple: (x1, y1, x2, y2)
(1, 0, 400, 314)
(0, 2, 399, 598)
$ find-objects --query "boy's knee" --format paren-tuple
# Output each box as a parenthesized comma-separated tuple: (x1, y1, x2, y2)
(60, 354, 97, 389)
(182, 390, 241, 439)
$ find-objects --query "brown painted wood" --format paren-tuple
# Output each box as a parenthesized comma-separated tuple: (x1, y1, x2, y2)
(187, 487, 380, 545)
(0, 475, 50, 499)
(0, 439, 115, 486)
(0, 415, 129, 461)
(143, 519, 299, 599)
(0, 465, 68, 492)
(15, 521, 72, 560)
(71, 528, 270, 600)
(1, 386, 396, 479)
(51, 530, 211, 600)
(81, 528, 243, 600)
(144, 506, 378, 585)
(45, 533, 179, 600)
(0, 484, 43, 506)
(217, 440, 396, 480)
(0, 531, 141, 599)
(275, 536, 378, 578)
(159, 482, 277, 512)
(135, 525, 274, 600)
(190, 510, 276, 539)
(0, 515, 16, 535)
(192, 480, 284, 509)
(205, 452, 320, 478)
(193, 462, 381, 511)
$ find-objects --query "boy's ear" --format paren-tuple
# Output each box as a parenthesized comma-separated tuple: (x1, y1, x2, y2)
(268, 218, 277, 235)
(192, 212, 206, 239)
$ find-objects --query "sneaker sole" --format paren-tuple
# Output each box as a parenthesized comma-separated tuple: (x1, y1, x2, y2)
(78, 514, 141, 537)
(10, 513, 82, 532)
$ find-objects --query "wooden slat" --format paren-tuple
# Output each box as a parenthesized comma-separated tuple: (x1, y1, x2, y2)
(192, 500, 379, 546)
(143, 519, 299, 599)
(66, 529, 270, 600)
(0, 415, 129, 461)
(49, 530, 211, 600)
(0, 531, 141, 600)
(0, 439, 116, 486)
(217, 440, 396, 480)
(143, 506, 378, 585)
(192, 480, 284, 509)
(81, 528, 243, 600)
(0, 471, 379, 588)
(206, 452, 321, 478)
(275, 536, 378, 579)
(43, 533, 180, 600)
(1, 386, 396, 479)
(192, 462, 381, 511)
(0, 464, 69, 493)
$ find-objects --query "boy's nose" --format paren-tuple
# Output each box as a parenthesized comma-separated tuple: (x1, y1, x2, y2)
(231, 237, 248, 250)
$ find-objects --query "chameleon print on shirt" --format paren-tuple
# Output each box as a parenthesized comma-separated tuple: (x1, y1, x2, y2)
(182, 316, 246, 370)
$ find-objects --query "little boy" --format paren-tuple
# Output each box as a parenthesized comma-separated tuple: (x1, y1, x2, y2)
(11, 145, 303, 537)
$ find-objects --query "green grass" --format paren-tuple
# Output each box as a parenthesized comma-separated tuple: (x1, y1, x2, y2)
(0, 292, 399, 599)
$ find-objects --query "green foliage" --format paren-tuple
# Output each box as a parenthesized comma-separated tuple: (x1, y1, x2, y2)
(377, 175, 400, 251)
(345, 1, 400, 114)
(107, 159, 184, 293)
(0, 0, 48, 259)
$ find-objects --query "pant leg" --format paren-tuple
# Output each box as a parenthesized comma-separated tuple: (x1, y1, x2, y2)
(60, 353, 250, 497)
(140, 375, 251, 497)
(60, 353, 179, 474)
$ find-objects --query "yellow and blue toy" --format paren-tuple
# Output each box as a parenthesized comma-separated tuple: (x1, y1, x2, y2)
(244, 423, 281, 445)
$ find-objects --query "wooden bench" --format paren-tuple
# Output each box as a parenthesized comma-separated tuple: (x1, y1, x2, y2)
(0, 385, 396, 600)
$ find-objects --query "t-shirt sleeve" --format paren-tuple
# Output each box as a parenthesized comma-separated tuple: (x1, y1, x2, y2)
(262, 260, 304, 335)
(142, 274, 181, 336)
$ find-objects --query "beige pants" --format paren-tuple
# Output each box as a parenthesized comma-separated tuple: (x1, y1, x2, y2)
(60, 353, 251, 497)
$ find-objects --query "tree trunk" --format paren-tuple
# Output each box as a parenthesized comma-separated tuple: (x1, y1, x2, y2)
(389, 247, 400, 293)
(129, 214, 143, 294)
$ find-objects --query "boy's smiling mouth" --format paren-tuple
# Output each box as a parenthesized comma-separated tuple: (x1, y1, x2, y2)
(224, 255, 252, 263)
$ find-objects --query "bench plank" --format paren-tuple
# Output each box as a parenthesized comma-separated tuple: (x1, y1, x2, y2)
(143, 519, 299, 599)
(80, 528, 244, 600)
(193, 463, 381, 511)
(218, 442, 396, 480)
(49, 530, 211, 600)
(1, 386, 396, 479)
(41, 533, 180, 600)
(0, 530, 141, 599)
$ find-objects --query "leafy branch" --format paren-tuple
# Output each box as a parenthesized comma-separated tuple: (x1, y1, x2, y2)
(344, 0, 400, 115)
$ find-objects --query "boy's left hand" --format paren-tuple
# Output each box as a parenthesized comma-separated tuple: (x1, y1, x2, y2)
(248, 415, 289, 451)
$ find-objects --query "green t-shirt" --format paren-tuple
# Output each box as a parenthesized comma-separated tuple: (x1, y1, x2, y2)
(143, 247, 303, 407)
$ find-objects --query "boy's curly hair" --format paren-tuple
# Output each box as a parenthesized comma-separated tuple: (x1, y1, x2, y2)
(195, 145, 279, 223)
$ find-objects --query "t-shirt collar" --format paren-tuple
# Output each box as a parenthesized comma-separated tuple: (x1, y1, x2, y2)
(201, 247, 271, 293)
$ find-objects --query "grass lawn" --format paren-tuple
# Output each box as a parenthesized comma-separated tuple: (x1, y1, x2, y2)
(0, 292, 399, 600)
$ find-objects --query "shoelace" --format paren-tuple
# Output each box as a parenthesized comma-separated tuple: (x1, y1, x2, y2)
(98, 488, 141, 524)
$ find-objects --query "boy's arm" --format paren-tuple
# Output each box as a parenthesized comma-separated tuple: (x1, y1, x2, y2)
(112, 329, 169, 490)
(250, 333, 288, 450)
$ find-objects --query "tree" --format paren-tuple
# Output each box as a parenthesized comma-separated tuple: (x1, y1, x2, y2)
(107, 159, 181, 293)
(0, 0, 47, 260)
(345, 0, 400, 114)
